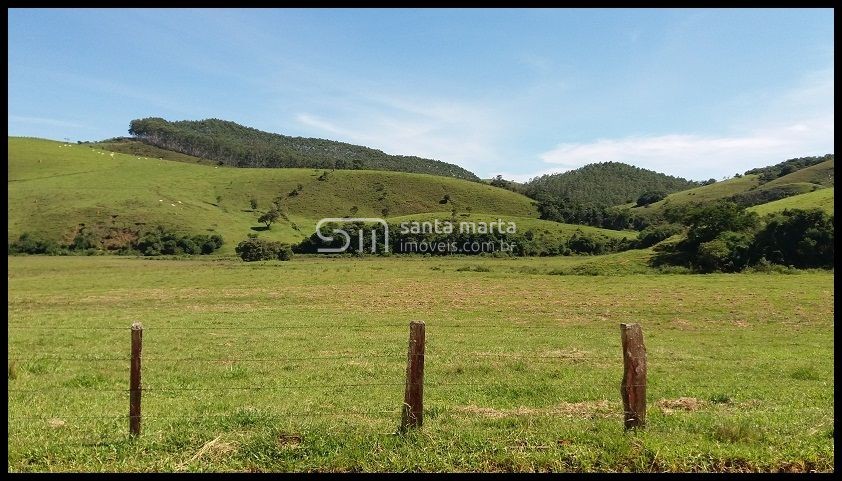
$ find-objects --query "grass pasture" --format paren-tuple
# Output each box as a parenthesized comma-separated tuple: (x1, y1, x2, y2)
(748, 188, 834, 216)
(8, 137, 537, 252)
(7, 256, 834, 472)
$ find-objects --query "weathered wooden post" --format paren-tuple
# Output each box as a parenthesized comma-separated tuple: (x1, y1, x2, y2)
(400, 320, 425, 432)
(620, 323, 646, 430)
(129, 322, 143, 436)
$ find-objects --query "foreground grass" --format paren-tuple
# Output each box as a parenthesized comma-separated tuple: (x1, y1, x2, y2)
(7, 256, 834, 472)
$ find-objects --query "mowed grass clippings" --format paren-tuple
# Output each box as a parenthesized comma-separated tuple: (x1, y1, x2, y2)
(7, 256, 834, 472)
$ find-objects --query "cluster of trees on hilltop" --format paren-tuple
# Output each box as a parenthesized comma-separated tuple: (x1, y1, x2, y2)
(744, 154, 833, 183)
(522, 162, 699, 208)
(128, 118, 480, 181)
(501, 162, 697, 230)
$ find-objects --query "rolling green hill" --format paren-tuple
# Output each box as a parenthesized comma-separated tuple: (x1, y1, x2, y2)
(8, 137, 536, 254)
(631, 175, 762, 214)
(748, 187, 834, 216)
(631, 158, 834, 218)
(127, 117, 481, 181)
(761, 158, 834, 188)
(522, 162, 698, 207)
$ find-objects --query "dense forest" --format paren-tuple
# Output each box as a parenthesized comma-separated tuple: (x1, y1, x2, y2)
(127, 117, 480, 181)
(513, 162, 698, 229)
(522, 162, 698, 208)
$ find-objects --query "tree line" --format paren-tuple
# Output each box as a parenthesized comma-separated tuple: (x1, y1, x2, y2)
(128, 118, 480, 181)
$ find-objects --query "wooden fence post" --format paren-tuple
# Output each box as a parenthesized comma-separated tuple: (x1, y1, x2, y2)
(400, 320, 425, 432)
(130, 322, 143, 436)
(620, 323, 646, 430)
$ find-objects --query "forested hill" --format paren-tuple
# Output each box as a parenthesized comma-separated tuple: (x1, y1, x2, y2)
(522, 161, 698, 207)
(127, 117, 481, 181)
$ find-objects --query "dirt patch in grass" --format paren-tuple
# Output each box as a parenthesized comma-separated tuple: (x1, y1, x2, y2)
(48, 418, 65, 428)
(277, 433, 302, 449)
(657, 397, 706, 414)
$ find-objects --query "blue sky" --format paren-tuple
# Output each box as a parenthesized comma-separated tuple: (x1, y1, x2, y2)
(8, 8, 834, 181)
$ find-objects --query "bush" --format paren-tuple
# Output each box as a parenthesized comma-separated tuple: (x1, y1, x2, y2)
(134, 227, 223, 256)
(635, 223, 682, 248)
(567, 232, 607, 255)
(636, 190, 667, 207)
(695, 231, 753, 273)
(235, 238, 294, 262)
(276, 243, 293, 261)
(71, 229, 97, 250)
(8, 233, 62, 255)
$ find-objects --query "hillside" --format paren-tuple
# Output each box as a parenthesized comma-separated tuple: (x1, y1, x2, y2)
(632, 158, 834, 218)
(522, 162, 698, 207)
(748, 187, 834, 216)
(744, 154, 833, 182)
(7, 137, 535, 254)
(94, 137, 217, 166)
(127, 117, 481, 181)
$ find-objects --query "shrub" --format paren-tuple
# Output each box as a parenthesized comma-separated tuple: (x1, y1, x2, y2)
(134, 227, 223, 256)
(636, 190, 667, 207)
(276, 243, 294, 261)
(635, 223, 682, 248)
(567, 232, 607, 255)
(235, 238, 294, 261)
(8, 233, 62, 255)
(695, 231, 754, 273)
(71, 229, 97, 251)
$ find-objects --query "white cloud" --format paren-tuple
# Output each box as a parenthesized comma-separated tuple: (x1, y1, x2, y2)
(520, 68, 834, 182)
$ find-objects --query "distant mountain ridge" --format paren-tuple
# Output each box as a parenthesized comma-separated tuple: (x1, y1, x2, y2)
(127, 117, 480, 181)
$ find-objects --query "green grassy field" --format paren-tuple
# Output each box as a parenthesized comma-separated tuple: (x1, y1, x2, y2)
(7, 256, 834, 472)
(8, 137, 537, 252)
(748, 188, 834, 216)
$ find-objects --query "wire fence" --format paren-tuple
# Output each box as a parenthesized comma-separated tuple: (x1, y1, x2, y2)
(7, 321, 781, 433)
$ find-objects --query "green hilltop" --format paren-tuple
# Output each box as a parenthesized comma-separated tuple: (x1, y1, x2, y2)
(124, 117, 481, 181)
(522, 161, 699, 207)
(631, 156, 834, 219)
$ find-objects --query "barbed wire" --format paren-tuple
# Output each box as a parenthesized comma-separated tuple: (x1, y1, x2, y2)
(6, 354, 407, 362)
(7, 323, 609, 330)
(6, 352, 794, 363)
(8, 382, 651, 393)
(7, 409, 403, 420)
